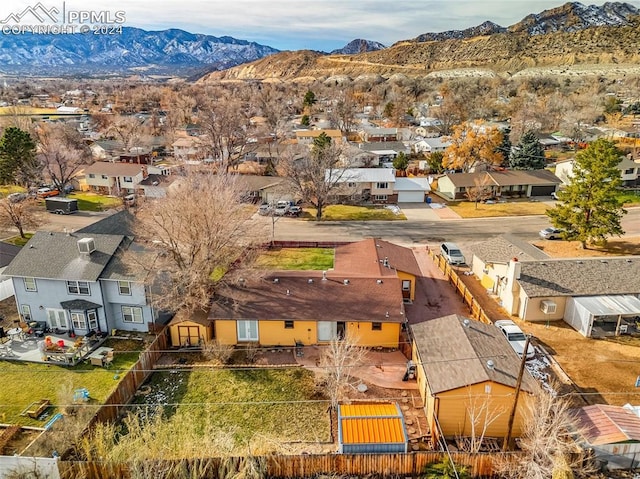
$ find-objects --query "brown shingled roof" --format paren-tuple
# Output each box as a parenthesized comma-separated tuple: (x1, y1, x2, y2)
(411, 315, 538, 394)
(208, 270, 405, 323)
(574, 404, 640, 446)
(333, 239, 421, 278)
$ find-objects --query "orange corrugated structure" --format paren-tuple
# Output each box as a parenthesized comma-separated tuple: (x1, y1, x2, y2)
(338, 403, 408, 454)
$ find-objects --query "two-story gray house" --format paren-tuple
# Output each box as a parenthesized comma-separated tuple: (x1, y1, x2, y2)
(3, 221, 156, 335)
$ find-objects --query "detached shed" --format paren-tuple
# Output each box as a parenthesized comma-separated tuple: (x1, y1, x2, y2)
(168, 309, 212, 347)
(338, 403, 408, 454)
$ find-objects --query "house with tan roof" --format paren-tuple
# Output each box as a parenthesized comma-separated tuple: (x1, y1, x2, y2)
(436, 170, 561, 200)
(295, 129, 344, 145)
(411, 314, 538, 442)
(499, 256, 640, 337)
(172, 239, 421, 348)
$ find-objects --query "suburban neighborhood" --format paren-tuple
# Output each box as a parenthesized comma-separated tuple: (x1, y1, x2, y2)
(2, 9, 640, 477)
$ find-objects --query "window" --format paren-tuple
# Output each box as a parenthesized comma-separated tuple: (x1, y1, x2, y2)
(87, 310, 98, 330)
(284, 320, 294, 329)
(237, 320, 258, 341)
(89, 173, 95, 179)
(101, 175, 108, 180)
(123, 176, 133, 183)
(372, 322, 382, 331)
(118, 281, 131, 295)
(376, 182, 388, 189)
(67, 281, 90, 295)
(47, 309, 67, 329)
(71, 312, 86, 330)
(20, 305, 31, 322)
(122, 306, 143, 324)
(23, 277, 37, 292)
(625, 168, 635, 175)
(402, 280, 411, 291)
(374, 195, 387, 201)
(347, 182, 357, 188)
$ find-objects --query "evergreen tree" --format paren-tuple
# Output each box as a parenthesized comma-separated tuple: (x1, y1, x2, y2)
(509, 130, 546, 170)
(392, 152, 409, 172)
(498, 127, 512, 166)
(547, 139, 626, 248)
(302, 90, 316, 109)
(0, 127, 38, 185)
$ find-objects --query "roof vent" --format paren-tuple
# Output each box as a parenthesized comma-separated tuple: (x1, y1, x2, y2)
(383, 257, 389, 267)
(322, 271, 327, 281)
(377, 279, 383, 284)
(273, 278, 279, 283)
(576, 261, 583, 264)
(486, 360, 495, 370)
(463, 319, 470, 328)
(600, 260, 608, 264)
(286, 289, 290, 296)
(308, 278, 313, 284)
(77, 237, 95, 255)
(385, 311, 389, 318)
(627, 259, 633, 263)
(343, 279, 350, 285)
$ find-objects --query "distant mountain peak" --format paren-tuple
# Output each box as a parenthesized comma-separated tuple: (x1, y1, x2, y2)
(0, 26, 279, 77)
(331, 39, 386, 55)
(413, 21, 506, 42)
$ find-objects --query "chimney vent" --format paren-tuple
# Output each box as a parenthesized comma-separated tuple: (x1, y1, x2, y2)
(343, 279, 350, 285)
(273, 278, 279, 283)
(308, 278, 313, 284)
(377, 279, 383, 284)
(322, 271, 327, 281)
(286, 289, 290, 296)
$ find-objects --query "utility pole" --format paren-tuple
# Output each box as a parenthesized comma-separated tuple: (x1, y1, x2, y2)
(503, 334, 531, 451)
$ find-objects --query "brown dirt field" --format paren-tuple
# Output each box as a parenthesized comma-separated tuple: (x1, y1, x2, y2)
(534, 236, 640, 258)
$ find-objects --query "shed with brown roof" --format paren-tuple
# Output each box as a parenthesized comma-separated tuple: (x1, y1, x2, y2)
(411, 314, 538, 441)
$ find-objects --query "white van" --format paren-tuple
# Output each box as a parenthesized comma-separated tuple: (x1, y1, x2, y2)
(440, 242, 465, 265)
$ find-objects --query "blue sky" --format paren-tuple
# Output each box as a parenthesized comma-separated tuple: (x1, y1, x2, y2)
(0, 1, 637, 51)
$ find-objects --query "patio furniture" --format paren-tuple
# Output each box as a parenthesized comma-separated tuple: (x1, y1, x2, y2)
(88, 347, 114, 367)
(7, 327, 22, 342)
(22, 399, 50, 419)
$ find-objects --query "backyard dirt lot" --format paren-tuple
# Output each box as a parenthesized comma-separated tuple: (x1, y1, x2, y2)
(451, 237, 640, 406)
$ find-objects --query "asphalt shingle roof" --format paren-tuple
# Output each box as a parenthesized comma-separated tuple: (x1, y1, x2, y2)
(469, 234, 549, 264)
(3, 232, 124, 281)
(518, 257, 640, 298)
(411, 314, 538, 394)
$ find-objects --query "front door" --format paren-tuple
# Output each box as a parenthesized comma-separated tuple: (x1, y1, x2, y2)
(178, 325, 201, 346)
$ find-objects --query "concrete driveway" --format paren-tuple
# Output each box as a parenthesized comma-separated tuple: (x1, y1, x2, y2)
(398, 203, 441, 221)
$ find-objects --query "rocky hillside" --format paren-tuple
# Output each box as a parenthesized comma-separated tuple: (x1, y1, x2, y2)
(201, 2, 640, 83)
(331, 39, 386, 54)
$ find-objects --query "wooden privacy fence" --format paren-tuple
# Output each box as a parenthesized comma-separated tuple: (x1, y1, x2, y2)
(58, 451, 512, 479)
(267, 240, 351, 249)
(86, 332, 167, 428)
(430, 251, 492, 324)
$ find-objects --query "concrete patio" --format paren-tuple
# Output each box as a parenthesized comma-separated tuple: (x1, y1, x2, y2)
(0, 332, 108, 366)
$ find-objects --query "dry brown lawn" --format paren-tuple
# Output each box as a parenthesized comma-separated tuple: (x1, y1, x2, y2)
(533, 237, 640, 258)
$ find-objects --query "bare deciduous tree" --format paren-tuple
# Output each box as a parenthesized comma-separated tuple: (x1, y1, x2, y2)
(460, 393, 504, 453)
(0, 198, 40, 238)
(465, 173, 495, 209)
(495, 391, 593, 479)
(35, 123, 92, 193)
(135, 171, 263, 313)
(280, 137, 351, 220)
(317, 336, 368, 410)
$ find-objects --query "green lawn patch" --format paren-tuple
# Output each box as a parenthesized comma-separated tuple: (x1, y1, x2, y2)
(5, 233, 33, 246)
(617, 190, 640, 206)
(256, 248, 334, 270)
(130, 368, 330, 449)
(0, 350, 139, 426)
(447, 200, 550, 218)
(0, 185, 27, 197)
(67, 193, 122, 211)
(305, 205, 406, 221)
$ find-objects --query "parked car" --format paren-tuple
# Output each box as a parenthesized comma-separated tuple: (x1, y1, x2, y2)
(36, 187, 60, 198)
(258, 204, 273, 216)
(495, 320, 535, 360)
(286, 205, 302, 217)
(7, 192, 27, 203)
(539, 227, 564, 240)
(440, 242, 465, 265)
(274, 200, 290, 216)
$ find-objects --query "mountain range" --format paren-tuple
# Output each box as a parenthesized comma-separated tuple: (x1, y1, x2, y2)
(0, 2, 638, 78)
(0, 27, 280, 76)
(203, 1, 640, 82)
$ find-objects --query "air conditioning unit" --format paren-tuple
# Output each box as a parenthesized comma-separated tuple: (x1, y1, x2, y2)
(540, 300, 557, 314)
(77, 237, 96, 255)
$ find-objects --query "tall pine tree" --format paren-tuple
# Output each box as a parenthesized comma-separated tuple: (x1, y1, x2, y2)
(546, 139, 626, 248)
(509, 130, 546, 170)
(0, 127, 37, 185)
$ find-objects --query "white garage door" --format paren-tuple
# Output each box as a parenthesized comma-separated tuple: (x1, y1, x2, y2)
(398, 191, 424, 203)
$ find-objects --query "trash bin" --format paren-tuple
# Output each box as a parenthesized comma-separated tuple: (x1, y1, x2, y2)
(426, 196, 432, 204)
